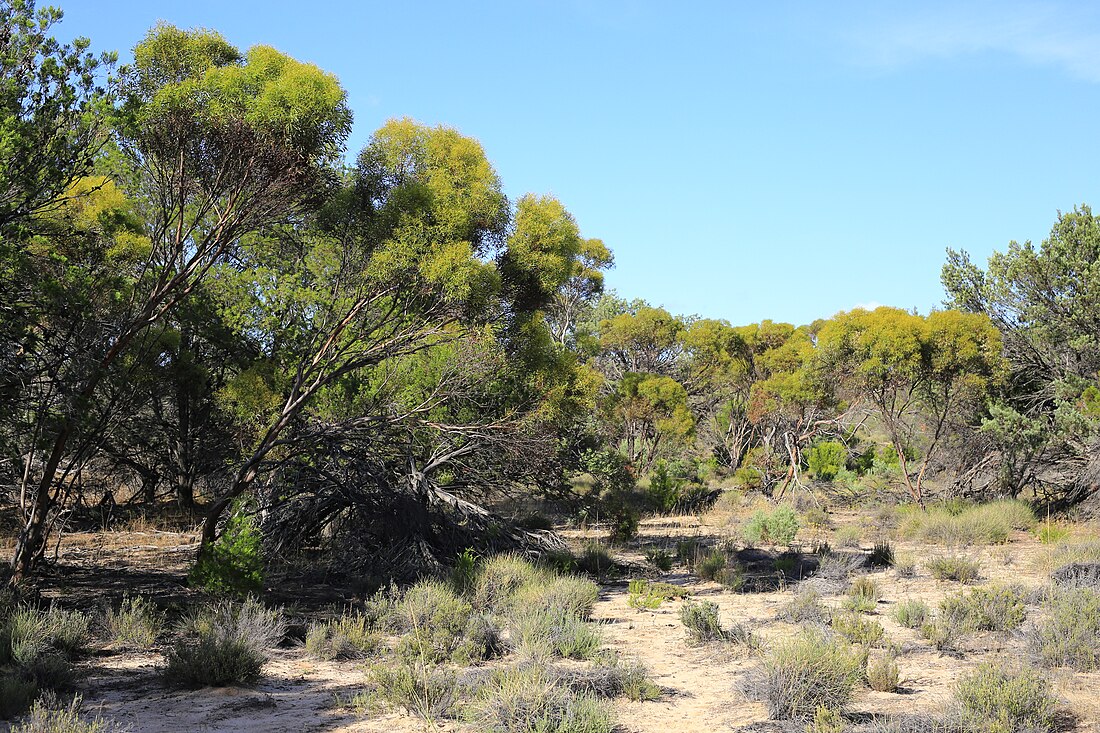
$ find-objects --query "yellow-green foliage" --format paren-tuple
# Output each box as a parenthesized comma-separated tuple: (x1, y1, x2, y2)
(927, 555, 982, 583)
(304, 611, 379, 660)
(867, 652, 900, 692)
(830, 612, 884, 647)
(396, 581, 499, 664)
(757, 630, 864, 720)
(1029, 587, 1100, 671)
(103, 596, 162, 649)
(954, 664, 1056, 733)
(898, 500, 1034, 545)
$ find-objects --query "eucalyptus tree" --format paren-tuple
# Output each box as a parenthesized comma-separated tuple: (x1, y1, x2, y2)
(9, 23, 351, 580)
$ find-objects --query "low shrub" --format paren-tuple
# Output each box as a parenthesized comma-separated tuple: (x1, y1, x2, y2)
(626, 579, 685, 611)
(471, 662, 615, 733)
(898, 500, 1034, 546)
(715, 565, 746, 591)
(10, 696, 127, 733)
(679, 600, 726, 644)
(742, 506, 800, 547)
(830, 612, 885, 647)
(778, 589, 830, 625)
(644, 547, 674, 572)
(834, 526, 862, 548)
(808, 552, 866, 594)
(1050, 562, 1100, 590)
(1035, 522, 1070, 544)
(868, 541, 894, 568)
(574, 654, 660, 701)
(953, 583, 1027, 631)
(893, 556, 917, 578)
(927, 556, 981, 583)
(515, 576, 600, 621)
(918, 608, 972, 652)
(806, 705, 845, 733)
(1028, 586, 1100, 671)
(368, 660, 457, 723)
(509, 608, 601, 660)
(398, 581, 501, 664)
(473, 555, 546, 613)
(103, 596, 162, 649)
(753, 630, 864, 719)
(847, 577, 880, 605)
(867, 652, 900, 692)
(891, 598, 931, 629)
(164, 598, 285, 688)
(450, 548, 479, 595)
(0, 673, 37, 720)
(0, 606, 88, 693)
(954, 663, 1056, 733)
(304, 611, 379, 661)
(695, 551, 726, 581)
(576, 544, 615, 579)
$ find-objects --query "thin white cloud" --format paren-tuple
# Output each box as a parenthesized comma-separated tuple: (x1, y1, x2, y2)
(851, 301, 884, 311)
(847, 3, 1100, 83)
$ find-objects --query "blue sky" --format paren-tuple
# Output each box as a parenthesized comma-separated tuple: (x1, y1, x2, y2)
(55, 1, 1100, 326)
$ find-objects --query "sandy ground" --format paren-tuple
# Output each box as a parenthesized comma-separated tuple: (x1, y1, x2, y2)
(6, 513, 1100, 732)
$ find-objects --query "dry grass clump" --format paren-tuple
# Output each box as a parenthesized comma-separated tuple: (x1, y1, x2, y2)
(750, 629, 864, 720)
(0, 605, 90, 710)
(9, 695, 127, 733)
(102, 596, 162, 649)
(473, 554, 547, 613)
(366, 660, 458, 723)
(513, 575, 599, 621)
(509, 607, 601, 660)
(843, 576, 881, 613)
(304, 610, 379, 661)
(468, 662, 614, 733)
(867, 652, 900, 692)
(891, 598, 931, 629)
(778, 589, 831, 625)
(927, 555, 981, 583)
(164, 598, 285, 688)
(806, 552, 866, 594)
(898, 500, 1034, 545)
(568, 653, 660, 702)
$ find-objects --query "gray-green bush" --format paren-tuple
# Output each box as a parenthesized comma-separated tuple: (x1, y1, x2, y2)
(753, 630, 864, 720)
(163, 598, 285, 687)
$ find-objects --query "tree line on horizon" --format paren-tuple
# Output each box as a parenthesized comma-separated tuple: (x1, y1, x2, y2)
(3, 1, 1099, 587)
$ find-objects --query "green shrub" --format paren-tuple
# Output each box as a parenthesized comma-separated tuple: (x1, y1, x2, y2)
(575, 544, 615, 579)
(927, 556, 981, 583)
(470, 663, 614, 733)
(803, 507, 831, 530)
(576, 654, 660, 701)
(810, 552, 866, 594)
(473, 554, 546, 613)
(1035, 522, 1070, 544)
(891, 598, 930, 629)
(644, 546, 674, 571)
(755, 630, 864, 719)
(715, 565, 746, 591)
(679, 600, 725, 644)
(847, 577, 880, 605)
(830, 612, 884, 646)
(918, 608, 972, 652)
(953, 584, 1027, 631)
(627, 580, 663, 611)
(514, 575, 600, 621)
(867, 652, 900, 692)
(868, 541, 894, 568)
(1028, 586, 1100, 670)
(509, 608, 601, 660)
(10, 696, 127, 733)
(833, 526, 861, 548)
(188, 504, 264, 595)
(451, 548, 479, 595)
(695, 551, 726, 581)
(304, 611, 379, 660)
(164, 598, 284, 687)
(954, 663, 1056, 733)
(0, 606, 87, 692)
(368, 660, 456, 722)
(806, 705, 845, 733)
(675, 539, 700, 564)
(397, 581, 499, 664)
(0, 673, 37, 720)
(743, 506, 800, 546)
(103, 596, 162, 649)
(807, 441, 847, 481)
(778, 590, 830, 624)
